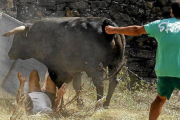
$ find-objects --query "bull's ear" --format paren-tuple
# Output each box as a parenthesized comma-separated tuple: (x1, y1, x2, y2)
(25, 26, 30, 37)
(102, 19, 118, 34)
(102, 19, 116, 42)
(103, 19, 118, 27)
(24, 24, 33, 37)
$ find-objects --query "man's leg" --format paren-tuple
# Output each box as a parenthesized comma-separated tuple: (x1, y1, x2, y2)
(149, 77, 174, 120)
(41, 75, 56, 94)
(41, 73, 56, 107)
(28, 70, 41, 93)
(149, 94, 166, 120)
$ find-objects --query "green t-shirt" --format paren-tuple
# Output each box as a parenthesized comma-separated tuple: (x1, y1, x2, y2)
(144, 18, 180, 78)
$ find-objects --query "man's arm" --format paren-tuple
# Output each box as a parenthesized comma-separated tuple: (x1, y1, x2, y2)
(16, 72, 26, 103)
(105, 25, 147, 36)
(54, 83, 67, 111)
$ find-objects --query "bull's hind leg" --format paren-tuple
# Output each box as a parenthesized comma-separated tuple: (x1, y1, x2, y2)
(73, 72, 84, 109)
(92, 71, 104, 101)
(90, 71, 105, 109)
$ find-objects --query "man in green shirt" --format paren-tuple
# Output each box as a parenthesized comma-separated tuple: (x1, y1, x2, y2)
(105, 1, 180, 120)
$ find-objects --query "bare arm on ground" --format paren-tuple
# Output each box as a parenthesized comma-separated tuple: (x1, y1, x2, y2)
(54, 83, 67, 111)
(16, 72, 26, 103)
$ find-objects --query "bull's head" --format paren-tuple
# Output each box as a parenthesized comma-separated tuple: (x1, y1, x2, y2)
(2, 26, 32, 60)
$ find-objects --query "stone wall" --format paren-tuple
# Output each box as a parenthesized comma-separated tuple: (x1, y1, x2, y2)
(0, 0, 173, 81)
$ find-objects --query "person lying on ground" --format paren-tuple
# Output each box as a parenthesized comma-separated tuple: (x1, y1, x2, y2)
(16, 70, 67, 114)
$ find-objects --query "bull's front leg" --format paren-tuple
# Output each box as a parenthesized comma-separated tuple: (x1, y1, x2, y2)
(103, 76, 118, 108)
(103, 65, 120, 108)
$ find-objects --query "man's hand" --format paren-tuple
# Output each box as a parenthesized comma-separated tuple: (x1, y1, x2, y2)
(54, 83, 68, 111)
(105, 25, 116, 34)
(56, 83, 67, 99)
(17, 72, 26, 84)
(16, 72, 26, 104)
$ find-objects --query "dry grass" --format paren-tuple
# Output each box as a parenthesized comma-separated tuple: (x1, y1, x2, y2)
(1, 69, 180, 120)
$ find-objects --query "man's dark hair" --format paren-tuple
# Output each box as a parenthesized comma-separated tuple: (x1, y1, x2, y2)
(25, 94, 33, 114)
(171, 0, 180, 18)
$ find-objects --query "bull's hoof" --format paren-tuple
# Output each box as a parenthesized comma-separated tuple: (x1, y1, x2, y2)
(103, 102, 110, 109)
(95, 97, 106, 110)
(103, 105, 110, 109)
(77, 99, 84, 110)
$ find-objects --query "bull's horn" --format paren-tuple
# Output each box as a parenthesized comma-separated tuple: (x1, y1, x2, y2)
(2, 26, 26, 37)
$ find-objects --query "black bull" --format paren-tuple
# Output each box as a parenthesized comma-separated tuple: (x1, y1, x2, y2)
(3, 17, 125, 107)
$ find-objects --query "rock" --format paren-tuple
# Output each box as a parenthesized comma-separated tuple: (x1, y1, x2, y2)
(17, 4, 37, 20)
(78, 9, 89, 14)
(90, 1, 108, 9)
(162, 6, 170, 13)
(109, 2, 124, 13)
(0, 0, 8, 9)
(126, 48, 155, 58)
(0, 0, 14, 10)
(144, 78, 157, 83)
(113, 0, 124, 3)
(127, 58, 143, 63)
(66, 9, 80, 17)
(129, 0, 138, 4)
(145, 10, 151, 18)
(37, 0, 56, 6)
(69, 1, 89, 9)
(57, 4, 66, 11)
(103, 0, 111, 3)
(124, 5, 139, 16)
(57, 0, 77, 4)
(146, 2, 154, 9)
(136, 50, 156, 58)
(128, 62, 143, 72)
(13, 0, 20, 5)
(50, 11, 65, 17)
(128, 62, 152, 74)
(150, 70, 157, 78)
(136, 36, 148, 43)
(146, 59, 155, 68)
(81, 13, 93, 17)
(152, 7, 161, 13)
(158, 0, 169, 6)
(19, 0, 37, 3)
(41, 7, 53, 16)
(112, 13, 131, 22)
(135, 71, 150, 77)
(97, 12, 111, 18)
